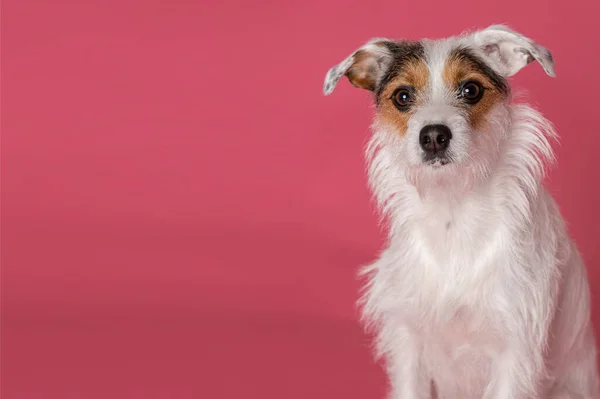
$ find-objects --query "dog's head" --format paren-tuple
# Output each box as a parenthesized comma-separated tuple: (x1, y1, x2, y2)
(324, 25, 554, 187)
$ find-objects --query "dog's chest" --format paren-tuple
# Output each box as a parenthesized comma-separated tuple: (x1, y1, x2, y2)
(411, 197, 498, 264)
(402, 200, 506, 337)
(398, 200, 506, 397)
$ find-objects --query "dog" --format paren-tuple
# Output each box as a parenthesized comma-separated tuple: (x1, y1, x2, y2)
(323, 25, 600, 399)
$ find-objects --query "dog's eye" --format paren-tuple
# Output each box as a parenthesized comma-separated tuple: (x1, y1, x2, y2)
(459, 81, 484, 104)
(391, 87, 414, 111)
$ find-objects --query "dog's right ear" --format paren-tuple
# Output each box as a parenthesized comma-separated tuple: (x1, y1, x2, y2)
(323, 39, 393, 96)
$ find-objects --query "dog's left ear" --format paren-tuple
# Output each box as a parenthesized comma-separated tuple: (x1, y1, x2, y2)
(472, 25, 555, 77)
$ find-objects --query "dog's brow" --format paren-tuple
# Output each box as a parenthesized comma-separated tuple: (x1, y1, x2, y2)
(449, 47, 509, 94)
(376, 41, 425, 102)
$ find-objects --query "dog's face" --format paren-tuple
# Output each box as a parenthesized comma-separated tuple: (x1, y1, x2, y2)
(324, 25, 555, 185)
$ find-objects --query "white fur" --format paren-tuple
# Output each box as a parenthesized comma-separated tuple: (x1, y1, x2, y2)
(362, 103, 600, 399)
(326, 26, 600, 399)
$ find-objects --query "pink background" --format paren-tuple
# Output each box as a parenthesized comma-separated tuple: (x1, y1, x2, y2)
(2, 0, 600, 397)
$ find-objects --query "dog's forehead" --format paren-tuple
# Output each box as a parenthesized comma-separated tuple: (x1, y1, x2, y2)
(422, 37, 463, 68)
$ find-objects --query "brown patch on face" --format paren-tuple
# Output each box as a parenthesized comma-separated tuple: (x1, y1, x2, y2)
(443, 53, 507, 130)
(375, 57, 429, 137)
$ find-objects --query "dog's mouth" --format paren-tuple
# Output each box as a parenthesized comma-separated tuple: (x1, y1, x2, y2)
(423, 154, 451, 167)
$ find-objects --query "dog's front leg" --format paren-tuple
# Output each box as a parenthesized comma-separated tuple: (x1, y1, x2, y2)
(386, 326, 427, 399)
(483, 327, 547, 399)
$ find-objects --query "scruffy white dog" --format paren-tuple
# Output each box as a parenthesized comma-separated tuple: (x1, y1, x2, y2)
(323, 25, 599, 399)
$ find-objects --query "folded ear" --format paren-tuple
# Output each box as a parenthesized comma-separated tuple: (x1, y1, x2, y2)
(323, 38, 393, 96)
(471, 25, 555, 77)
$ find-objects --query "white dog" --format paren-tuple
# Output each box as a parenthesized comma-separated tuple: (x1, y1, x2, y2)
(323, 25, 600, 399)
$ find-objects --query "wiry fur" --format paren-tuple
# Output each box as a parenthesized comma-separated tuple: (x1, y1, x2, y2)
(324, 25, 599, 399)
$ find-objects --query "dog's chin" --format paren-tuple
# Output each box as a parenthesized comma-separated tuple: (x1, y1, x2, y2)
(407, 157, 478, 196)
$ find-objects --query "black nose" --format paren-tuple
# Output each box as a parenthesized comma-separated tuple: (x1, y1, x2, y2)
(419, 124, 452, 154)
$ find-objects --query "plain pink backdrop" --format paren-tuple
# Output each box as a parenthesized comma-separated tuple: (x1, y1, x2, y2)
(2, 0, 600, 398)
